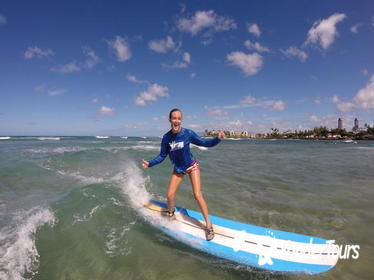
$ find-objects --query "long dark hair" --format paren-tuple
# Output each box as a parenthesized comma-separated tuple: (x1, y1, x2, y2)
(169, 108, 182, 120)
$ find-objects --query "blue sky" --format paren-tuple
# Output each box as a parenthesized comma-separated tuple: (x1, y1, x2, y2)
(0, 0, 373, 136)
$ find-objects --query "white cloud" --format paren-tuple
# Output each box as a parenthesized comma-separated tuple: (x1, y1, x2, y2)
(244, 40, 270, 53)
(336, 102, 355, 112)
(309, 115, 319, 122)
(227, 52, 263, 76)
(223, 95, 286, 112)
(272, 100, 286, 111)
(183, 52, 191, 64)
(179, 3, 187, 13)
(332, 75, 374, 112)
(209, 109, 228, 116)
(48, 89, 67, 96)
(108, 36, 131, 62)
(248, 23, 261, 37)
(98, 106, 115, 116)
(24, 46, 54, 59)
(331, 95, 340, 104)
(126, 74, 148, 84)
(34, 84, 66, 96)
(204, 106, 228, 116)
(310, 114, 339, 129)
(162, 61, 188, 69)
(350, 23, 361, 34)
(34, 84, 46, 93)
(50, 62, 80, 73)
(135, 83, 169, 106)
(177, 10, 236, 36)
(186, 124, 202, 130)
(91, 98, 98, 103)
(314, 97, 322, 104)
(162, 52, 191, 69)
(148, 36, 176, 53)
(50, 47, 98, 73)
(0, 14, 7, 25)
(241, 96, 257, 104)
(352, 74, 374, 109)
(361, 69, 369, 76)
(82, 47, 99, 69)
(281, 46, 308, 62)
(305, 13, 346, 49)
(227, 120, 243, 127)
(190, 73, 196, 79)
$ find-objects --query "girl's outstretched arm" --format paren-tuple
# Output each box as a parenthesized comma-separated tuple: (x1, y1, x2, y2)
(147, 137, 169, 167)
(190, 130, 224, 147)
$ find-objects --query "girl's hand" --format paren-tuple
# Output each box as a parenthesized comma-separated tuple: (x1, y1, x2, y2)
(142, 159, 149, 169)
(218, 131, 226, 139)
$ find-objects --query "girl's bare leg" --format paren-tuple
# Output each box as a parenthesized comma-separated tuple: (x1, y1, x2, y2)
(188, 169, 212, 228)
(166, 172, 184, 212)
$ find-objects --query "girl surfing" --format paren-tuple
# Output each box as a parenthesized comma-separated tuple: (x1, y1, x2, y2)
(142, 108, 225, 240)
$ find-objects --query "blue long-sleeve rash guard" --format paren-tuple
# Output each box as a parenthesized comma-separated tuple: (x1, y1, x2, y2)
(148, 128, 221, 173)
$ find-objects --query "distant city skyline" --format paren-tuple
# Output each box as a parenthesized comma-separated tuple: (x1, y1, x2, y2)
(0, 0, 373, 136)
(336, 117, 369, 131)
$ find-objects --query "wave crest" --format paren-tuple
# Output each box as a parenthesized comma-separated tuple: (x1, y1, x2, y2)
(0, 207, 56, 280)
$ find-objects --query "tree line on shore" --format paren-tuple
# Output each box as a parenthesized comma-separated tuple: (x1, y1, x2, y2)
(270, 126, 374, 140)
(205, 126, 374, 140)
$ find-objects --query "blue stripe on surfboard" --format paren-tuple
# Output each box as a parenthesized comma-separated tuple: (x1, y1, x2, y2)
(149, 200, 329, 244)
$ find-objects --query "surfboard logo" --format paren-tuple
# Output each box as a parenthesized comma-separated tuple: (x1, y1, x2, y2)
(169, 141, 184, 151)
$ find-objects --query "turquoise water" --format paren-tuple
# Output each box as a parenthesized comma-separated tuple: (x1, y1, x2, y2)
(0, 137, 373, 279)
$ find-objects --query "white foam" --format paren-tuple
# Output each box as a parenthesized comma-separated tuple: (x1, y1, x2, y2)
(114, 161, 201, 246)
(131, 145, 159, 151)
(95, 145, 159, 153)
(108, 197, 125, 207)
(105, 221, 135, 256)
(72, 205, 101, 224)
(0, 207, 56, 280)
(115, 161, 152, 208)
(52, 147, 88, 154)
(56, 170, 105, 185)
(137, 141, 154, 144)
(115, 145, 159, 152)
(37, 137, 60, 141)
(27, 146, 88, 155)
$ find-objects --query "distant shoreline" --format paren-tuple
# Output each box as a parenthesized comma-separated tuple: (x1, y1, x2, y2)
(203, 135, 374, 140)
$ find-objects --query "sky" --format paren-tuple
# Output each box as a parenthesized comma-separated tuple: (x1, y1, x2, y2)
(0, 0, 374, 136)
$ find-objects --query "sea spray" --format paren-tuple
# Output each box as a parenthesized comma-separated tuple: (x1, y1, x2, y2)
(56, 170, 106, 185)
(115, 161, 202, 247)
(0, 207, 56, 280)
(115, 160, 152, 209)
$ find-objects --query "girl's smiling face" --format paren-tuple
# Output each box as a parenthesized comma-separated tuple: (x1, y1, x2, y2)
(169, 110, 182, 133)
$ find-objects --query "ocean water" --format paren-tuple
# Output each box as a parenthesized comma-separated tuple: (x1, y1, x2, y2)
(0, 136, 373, 280)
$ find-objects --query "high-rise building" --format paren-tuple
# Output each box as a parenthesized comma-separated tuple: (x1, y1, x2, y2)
(353, 118, 359, 132)
(338, 118, 343, 129)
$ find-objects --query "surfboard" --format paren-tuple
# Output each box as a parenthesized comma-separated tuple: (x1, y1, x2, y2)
(144, 200, 339, 274)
